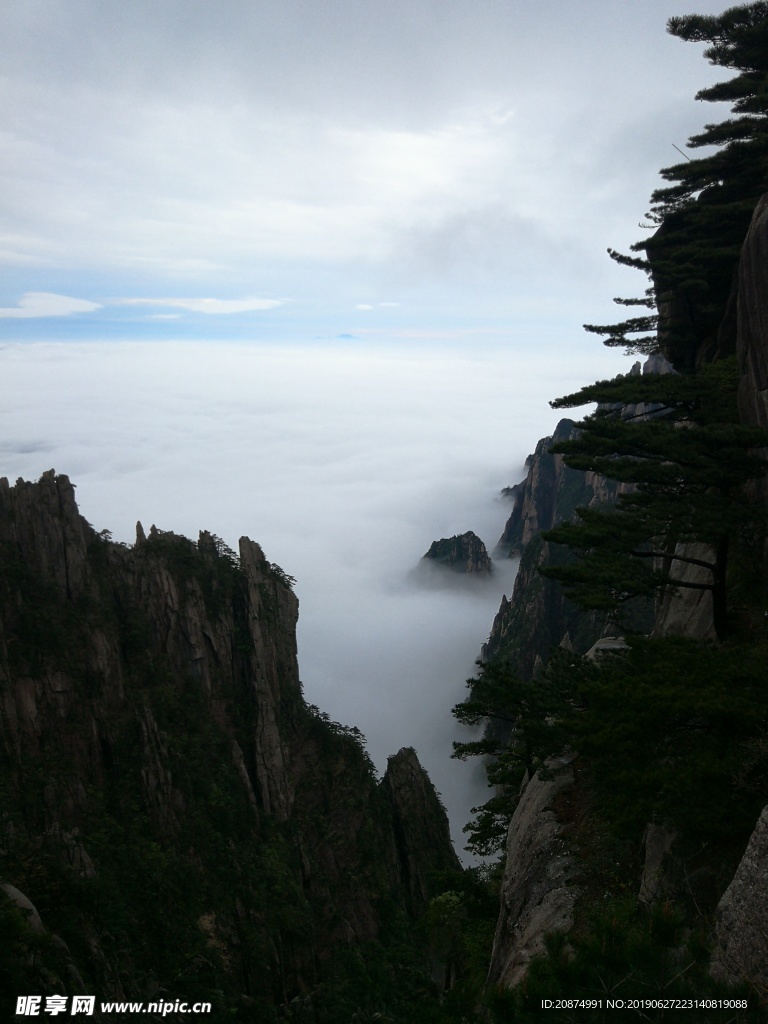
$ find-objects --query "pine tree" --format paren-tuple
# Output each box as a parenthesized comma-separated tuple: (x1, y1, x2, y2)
(541, 361, 768, 639)
(585, 2, 768, 365)
(451, 660, 568, 855)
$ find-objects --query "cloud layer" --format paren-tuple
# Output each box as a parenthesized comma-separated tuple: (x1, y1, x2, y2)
(0, 292, 102, 318)
(0, 0, 733, 341)
(116, 297, 284, 315)
(0, 338, 623, 857)
(0, 0, 742, 857)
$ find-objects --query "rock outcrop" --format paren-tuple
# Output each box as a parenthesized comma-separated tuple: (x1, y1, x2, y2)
(380, 747, 462, 916)
(737, 193, 768, 433)
(711, 805, 768, 996)
(497, 419, 586, 555)
(487, 763, 579, 989)
(422, 531, 493, 575)
(705, 193, 768, 993)
(0, 471, 460, 1015)
(485, 419, 621, 676)
(482, 193, 768, 1001)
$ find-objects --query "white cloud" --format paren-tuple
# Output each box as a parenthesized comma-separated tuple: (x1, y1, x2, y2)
(0, 0, 743, 859)
(0, 292, 102, 318)
(0, 338, 626, 857)
(116, 296, 284, 315)
(0, 0, 730, 316)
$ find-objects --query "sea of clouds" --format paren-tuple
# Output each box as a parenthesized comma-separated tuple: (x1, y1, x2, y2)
(0, 338, 623, 859)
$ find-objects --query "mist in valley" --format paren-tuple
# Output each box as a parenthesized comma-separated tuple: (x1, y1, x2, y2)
(0, 338, 622, 858)
(0, 0, 733, 860)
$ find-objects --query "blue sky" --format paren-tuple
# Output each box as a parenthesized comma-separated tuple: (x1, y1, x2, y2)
(0, 0, 732, 349)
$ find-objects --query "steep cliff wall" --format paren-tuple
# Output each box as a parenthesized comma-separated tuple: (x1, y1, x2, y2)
(380, 747, 462, 916)
(487, 764, 578, 989)
(483, 194, 768, 1003)
(0, 472, 460, 1020)
(737, 193, 768, 434)
(709, 194, 768, 994)
(485, 420, 623, 676)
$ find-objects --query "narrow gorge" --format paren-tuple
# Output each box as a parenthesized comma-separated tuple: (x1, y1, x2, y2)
(4, 6, 768, 1022)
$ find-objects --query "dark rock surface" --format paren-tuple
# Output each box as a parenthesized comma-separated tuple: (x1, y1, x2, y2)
(711, 805, 768, 993)
(380, 747, 462, 916)
(737, 193, 768, 433)
(484, 419, 619, 676)
(487, 765, 579, 989)
(485, 194, 768, 998)
(0, 471, 460, 1011)
(422, 531, 493, 575)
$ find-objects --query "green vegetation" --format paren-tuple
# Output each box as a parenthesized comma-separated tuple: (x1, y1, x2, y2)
(584, 2, 768, 364)
(450, 5, 768, 1015)
(452, 658, 570, 856)
(555, 637, 768, 841)
(0, 504, 497, 1023)
(541, 359, 768, 639)
(493, 899, 761, 1023)
(5, 5, 768, 1021)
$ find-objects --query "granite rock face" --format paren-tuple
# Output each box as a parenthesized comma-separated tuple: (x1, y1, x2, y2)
(422, 531, 493, 575)
(651, 193, 768, 640)
(708, 195, 768, 994)
(651, 540, 718, 642)
(0, 471, 460, 1009)
(487, 765, 579, 989)
(0, 471, 301, 826)
(380, 747, 462, 916)
(484, 195, 768, 1000)
(737, 193, 768, 433)
(497, 419, 584, 555)
(710, 805, 768, 994)
(485, 418, 621, 675)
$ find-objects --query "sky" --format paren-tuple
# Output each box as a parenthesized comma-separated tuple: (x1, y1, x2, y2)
(0, 0, 740, 856)
(0, 0, 733, 345)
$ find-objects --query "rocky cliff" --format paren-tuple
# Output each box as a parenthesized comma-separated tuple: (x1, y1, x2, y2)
(709, 194, 768, 997)
(480, 196, 768, 1004)
(485, 419, 628, 676)
(737, 192, 768, 517)
(380, 747, 462, 916)
(486, 763, 578, 989)
(422, 532, 493, 575)
(0, 472, 461, 1020)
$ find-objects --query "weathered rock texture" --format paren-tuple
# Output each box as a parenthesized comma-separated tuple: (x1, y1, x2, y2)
(487, 765, 579, 989)
(497, 419, 583, 556)
(651, 540, 719, 642)
(422, 531, 493, 575)
(486, 636, 627, 979)
(638, 824, 679, 908)
(737, 194, 768, 433)
(710, 805, 768, 997)
(484, 194, 768, 998)
(485, 419, 623, 676)
(708, 194, 768, 993)
(0, 471, 460, 1015)
(380, 747, 462, 916)
(477, 422, 628, 986)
